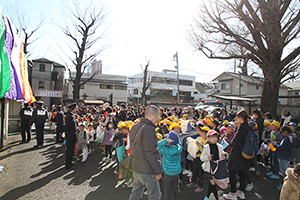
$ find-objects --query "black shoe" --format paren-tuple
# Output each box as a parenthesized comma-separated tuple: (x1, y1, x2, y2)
(66, 164, 76, 170)
(26, 140, 30, 143)
(20, 141, 25, 144)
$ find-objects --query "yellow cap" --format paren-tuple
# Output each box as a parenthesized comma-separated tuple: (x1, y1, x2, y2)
(200, 126, 211, 132)
(169, 123, 181, 130)
(271, 121, 280, 128)
(222, 120, 229, 125)
(264, 120, 271, 128)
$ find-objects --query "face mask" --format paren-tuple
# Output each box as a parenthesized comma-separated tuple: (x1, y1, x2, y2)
(252, 115, 257, 119)
(108, 125, 113, 129)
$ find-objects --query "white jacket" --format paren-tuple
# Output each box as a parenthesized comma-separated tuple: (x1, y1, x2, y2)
(200, 143, 226, 173)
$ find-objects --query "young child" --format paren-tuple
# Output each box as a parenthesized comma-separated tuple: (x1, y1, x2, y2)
(280, 163, 300, 200)
(261, 120, 272, 166)
(220, 122, 236, 154)
(113, 122, 129, 175)
(267, 121, 283, 179)
(273, 126, 296, 189)
(186, 125, 209, 193)
(158, 131, 182, 200)
(86, 124, 95, 152)
(76, 124, 88, 162)
(201, 130, 226, 200)
(102, 122, 116, 163)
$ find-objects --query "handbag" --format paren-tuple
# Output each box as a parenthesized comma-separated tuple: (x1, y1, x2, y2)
(121, 125, 145, 172)
(116, 139, 126, 163)
(95, 129, 105, 143)
(210, 158, 229, 190)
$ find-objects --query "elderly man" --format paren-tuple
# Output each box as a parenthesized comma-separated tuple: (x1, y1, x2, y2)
(129, 105, 162, 200)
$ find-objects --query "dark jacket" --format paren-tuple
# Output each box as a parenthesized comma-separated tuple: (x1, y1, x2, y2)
(65, 111, 77, 141)
(274, 136, 296, 161)
(228, 122, 251, 171)
(255, 117, 264, 138)
(32, 107, 48, 126)
(130, 118, 162, 175)
(55, 111, 65, 133)
(117, 110, 127, 122)
(19, 107, 33, 124)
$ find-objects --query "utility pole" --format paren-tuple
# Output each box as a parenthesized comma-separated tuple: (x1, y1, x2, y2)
(173, 52, 180, 103)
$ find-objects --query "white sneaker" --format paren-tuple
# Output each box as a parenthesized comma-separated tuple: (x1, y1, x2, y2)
(249, 167, 255, 172)
(182, 169, 189, 175)
(245, 183, 254, 192)
(187, 171, 193, 177)
(144, 190, 149, 196)
(236, 190, 245, 199)
(223, 192, 237, 200)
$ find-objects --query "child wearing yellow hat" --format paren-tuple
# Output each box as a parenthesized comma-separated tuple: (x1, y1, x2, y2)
(266, 121, 283, 179)
(169, 123, 181, 135)
(186, 125, 209, 193)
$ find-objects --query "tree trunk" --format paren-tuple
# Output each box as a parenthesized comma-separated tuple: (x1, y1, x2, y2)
(260, 74, 280, 119)
(73, 77, 80, 99)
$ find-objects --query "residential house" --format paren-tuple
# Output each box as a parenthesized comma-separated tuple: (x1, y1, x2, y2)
(286, 80, 300, 105)
(212, 72, 289, 106)
(31, 58, 65, 106)
(192, 82, 215, 101)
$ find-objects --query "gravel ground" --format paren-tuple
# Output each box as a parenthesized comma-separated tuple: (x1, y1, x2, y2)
(0, 132, 281, 200)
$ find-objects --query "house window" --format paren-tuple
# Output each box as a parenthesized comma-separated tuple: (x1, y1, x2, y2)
(133, 89, 139, 94)
(100, 84, 113, 89)
(80, 84, 84, 89)
(221, 83, 230, 90)
(240, 83, 244, 88)
(38, 81, 44, 89)
(115, 85, 127, 90)
(39, 64, 45, 72)
(256, 86, 259, 90)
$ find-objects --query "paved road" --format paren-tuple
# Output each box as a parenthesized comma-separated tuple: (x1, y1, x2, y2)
(0, 132, 281, 200)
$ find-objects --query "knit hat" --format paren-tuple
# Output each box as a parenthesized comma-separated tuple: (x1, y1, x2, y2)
(168, 131, 179, 145)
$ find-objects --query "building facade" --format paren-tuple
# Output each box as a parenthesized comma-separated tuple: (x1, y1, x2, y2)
(67, 72, 127, 105)
(128, 70, 196, 105)
(212, 72, 289, 105)
(31, 58, 65, 106)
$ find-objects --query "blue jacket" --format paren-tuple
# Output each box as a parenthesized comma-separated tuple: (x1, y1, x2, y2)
(274, 136, 296, 161)
(158, 139, 182, 176)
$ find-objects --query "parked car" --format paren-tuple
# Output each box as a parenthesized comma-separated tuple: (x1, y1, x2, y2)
(195, 101, 224, 111)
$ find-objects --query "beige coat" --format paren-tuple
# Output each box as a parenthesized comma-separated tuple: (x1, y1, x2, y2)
(280, 168, 300, 200)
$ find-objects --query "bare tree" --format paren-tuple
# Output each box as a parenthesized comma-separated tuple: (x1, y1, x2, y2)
(189, 0, 300, 117)
(140, 61, 153, 106)
(4, 4, 45, 85)
(60, 0, 107, 99)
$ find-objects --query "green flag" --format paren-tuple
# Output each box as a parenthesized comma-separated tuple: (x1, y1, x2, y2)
(0, 5, 11, 98)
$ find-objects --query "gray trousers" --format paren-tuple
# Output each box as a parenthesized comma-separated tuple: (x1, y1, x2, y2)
(291, 147, 300, 165)
(163, 174, 179, 200)
(129, 172, 161, 200)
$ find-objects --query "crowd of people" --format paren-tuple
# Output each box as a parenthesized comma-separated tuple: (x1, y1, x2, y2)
(18, 101, 300, 200)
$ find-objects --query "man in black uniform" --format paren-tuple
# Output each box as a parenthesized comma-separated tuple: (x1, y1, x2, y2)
(32, 101, 48, 148)
(117, 103, 127, 122)
(19, 103, 33, 144)
(54, 105, 65, 143)
(65, 103, 77, 170)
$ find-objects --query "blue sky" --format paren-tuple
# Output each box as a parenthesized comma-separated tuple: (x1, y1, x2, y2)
(1, 0, 232, 82)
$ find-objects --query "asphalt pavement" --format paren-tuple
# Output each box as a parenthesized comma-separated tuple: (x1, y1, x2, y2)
(0, 132, 281, 200)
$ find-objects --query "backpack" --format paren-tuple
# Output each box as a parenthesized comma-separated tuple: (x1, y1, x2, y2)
(242, 130, 259, 159)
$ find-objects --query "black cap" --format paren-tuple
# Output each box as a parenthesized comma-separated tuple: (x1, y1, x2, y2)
(68, 103, 77, 110)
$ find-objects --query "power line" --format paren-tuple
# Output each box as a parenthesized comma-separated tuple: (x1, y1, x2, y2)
(181, 68, 216, 77)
